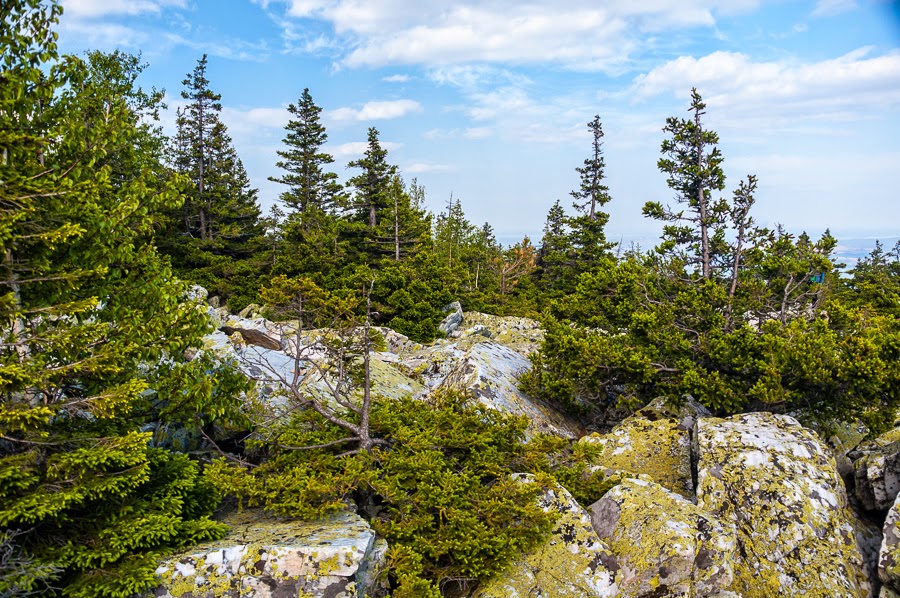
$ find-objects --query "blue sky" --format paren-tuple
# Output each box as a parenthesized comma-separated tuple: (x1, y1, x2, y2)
(55, 0, 900, 248)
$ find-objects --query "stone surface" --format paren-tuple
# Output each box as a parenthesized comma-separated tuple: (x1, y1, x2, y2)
(184, 284, 209, 303)
(472, 477, 620, 597)
(588, 477, 735, 597)
(438, 301, 464, 335)
(219, 325, 282, 351)
(148, 510, 387, 598)
(695, 412, 872, 597)
(579, 414, 694, 498)
(852, 427, 900, 512)
(881, 492, 900, 591)
(436, 340, 583, 439)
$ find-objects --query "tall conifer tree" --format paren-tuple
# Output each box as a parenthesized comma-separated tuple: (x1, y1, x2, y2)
(269, 88, 343, 215)
(1, 6, 234, 596)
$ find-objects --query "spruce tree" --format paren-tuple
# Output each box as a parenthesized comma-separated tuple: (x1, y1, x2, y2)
(643, 88, 727, 279)
(160, 55, 264, 308)
(269, 88, 344, 215)
(569, 115, 613, 270)
(1, 5, 233, 596)
(536, 199, 575, 294)
(347, 127, 396, 229)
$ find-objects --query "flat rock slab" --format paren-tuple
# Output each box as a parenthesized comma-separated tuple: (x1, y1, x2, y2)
(696, 412, 872, 597)
(148, 510, 386, 598)
(473, 478, 620, 597)
(589, 477, 735, 597)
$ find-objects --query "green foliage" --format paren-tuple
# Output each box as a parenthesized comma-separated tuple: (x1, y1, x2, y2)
(1, 6, 240, 595)
(525, 247, 900, 431)
(207, 393, 556, 590)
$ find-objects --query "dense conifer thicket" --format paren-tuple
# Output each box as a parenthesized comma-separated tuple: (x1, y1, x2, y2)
(2, 1, 900, 595)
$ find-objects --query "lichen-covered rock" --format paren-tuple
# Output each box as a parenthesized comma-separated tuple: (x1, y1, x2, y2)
(588, 478, 735, 597)
(851, 427, 900, 512)
(880, 492, 900, 591)
(184, 284, 209, 303)
(237, 303, 263, 319)
(696, 412, 872, 597)
(148, 510, 387, 598)
(459, 311, 543, 356)
(819, 419, 869, 479)
(438, 301, 464, 335)
(634, 395, 711, 429)
(472, 477, 620, 597)
(579, 408, 694, 498)
(436, 341, 583, 439)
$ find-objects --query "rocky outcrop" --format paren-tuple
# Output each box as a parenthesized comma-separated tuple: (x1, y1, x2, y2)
(473, 476, 620, 597)
(852, 428, 900, 512)
(696, 412, 873, 597)
(148, 510, 387, 598)
(438, 301, 464, 335)
(588, 478, 735, 597)
(436, 341, 583, 438)
(579, 412, 694, 498)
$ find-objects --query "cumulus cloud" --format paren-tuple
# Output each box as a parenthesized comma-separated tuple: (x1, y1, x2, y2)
(261, 0, 762, 71)
(328, 99, 423, 122)
(630, 48, 900, 127)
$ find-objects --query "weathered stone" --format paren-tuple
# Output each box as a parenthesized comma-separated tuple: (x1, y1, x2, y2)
(184, 284, 209, 303)
(148, 510, 387, 598)
(634, 395, 711, 430)
(579, 410, 694, 498)
(696, 412, 872, 597)
(473, 476, 620, 597)
(588, 478, 735, 597)
(209, 295, 221, 308)
(880, 492, 900, 591)
(436, 340, 583, 439)
(852, 428, 900, 512)
(459, 311, 543, 356)
(438, 301, 464, 335)
(818, 419, 869, 479)
(219, 325, 282, 351)
(237, 303, 263, 319)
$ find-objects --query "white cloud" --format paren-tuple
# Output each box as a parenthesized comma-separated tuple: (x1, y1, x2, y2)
(265, 0, 761, 70)
(61, 0, 186, 18)
(811, 0, 858, 18)
(330, 140, 403, 157)
(328, 99, 423, 122)
(383, 74, 410, 83)
(630, 48, 900, 129)
(404, 163, 454, 173)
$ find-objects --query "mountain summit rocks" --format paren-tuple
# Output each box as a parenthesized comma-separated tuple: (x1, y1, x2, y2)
(147, 291, 892, 597)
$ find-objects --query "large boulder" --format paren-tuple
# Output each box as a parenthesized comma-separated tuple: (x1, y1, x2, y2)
(851, 428, 900, 512)
(588, 477, 735, 597)
(473, 477, 620, 597)
(579, 415, 694, 499)
(436, 341, 583, 438)
(696, 412, 873, 597)
(148, 510, 387, 598)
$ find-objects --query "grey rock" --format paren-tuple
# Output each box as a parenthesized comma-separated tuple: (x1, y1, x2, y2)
(438, 301, 464, 335)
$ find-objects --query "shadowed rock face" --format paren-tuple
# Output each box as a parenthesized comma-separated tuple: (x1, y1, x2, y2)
(851, 428, 900, 512)
(695, 413, 873, 597)
(147, 510, 387, 598)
